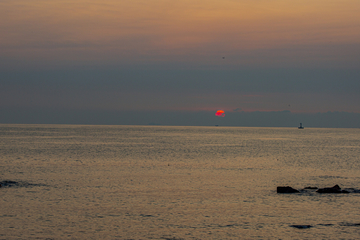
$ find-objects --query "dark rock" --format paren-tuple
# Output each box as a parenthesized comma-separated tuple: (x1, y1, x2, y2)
(276, 184, 358, 194)
(290, 225, 313, 229)
(0, 180, 45, 188)
(318, 223, 334, 226)
(277, 186, 299, 193)
(339, 222, 360, 227)
(0, 180, 19, 187)
(316, 184, 348, 193)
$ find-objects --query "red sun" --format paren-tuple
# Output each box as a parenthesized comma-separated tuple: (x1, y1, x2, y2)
(215, 110, 225, 117)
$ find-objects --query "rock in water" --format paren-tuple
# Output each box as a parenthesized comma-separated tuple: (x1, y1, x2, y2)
(316, 184, 348, 193)
(0, 180, 19, 187)
(290, 225, 313, 229)
(277, 186, 299, 193)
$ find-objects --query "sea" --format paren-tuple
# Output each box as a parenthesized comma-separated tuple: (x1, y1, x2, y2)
(1, 124, 360, 239)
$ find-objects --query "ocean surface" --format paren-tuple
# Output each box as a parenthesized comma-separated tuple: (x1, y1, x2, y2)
(1, 124, 360, 239)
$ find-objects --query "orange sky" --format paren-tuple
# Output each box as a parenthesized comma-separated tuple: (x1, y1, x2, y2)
(1, 0, 360, 68)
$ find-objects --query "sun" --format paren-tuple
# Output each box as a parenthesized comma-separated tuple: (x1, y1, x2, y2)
(215, 110, 225, 117)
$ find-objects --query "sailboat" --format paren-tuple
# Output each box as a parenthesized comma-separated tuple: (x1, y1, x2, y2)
(298, 123, 304, 129)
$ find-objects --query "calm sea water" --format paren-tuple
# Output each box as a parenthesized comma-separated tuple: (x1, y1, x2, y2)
(1, 124, 360, 239)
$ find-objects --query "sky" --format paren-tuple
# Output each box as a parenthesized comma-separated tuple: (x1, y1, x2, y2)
(1, 0, 360, 127)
